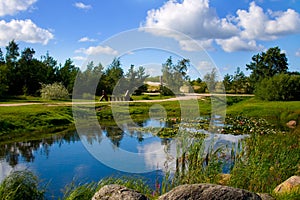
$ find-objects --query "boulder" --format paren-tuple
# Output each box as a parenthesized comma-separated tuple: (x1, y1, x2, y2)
(92, 184, 149, 200)
(158, 184, 261, 200)
(286, 120, 297, 128)
(274, 175, 300, 193)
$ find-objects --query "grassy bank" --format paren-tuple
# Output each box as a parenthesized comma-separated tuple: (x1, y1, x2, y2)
(0, 105, 74, 141)
(0, 96, 300, 199)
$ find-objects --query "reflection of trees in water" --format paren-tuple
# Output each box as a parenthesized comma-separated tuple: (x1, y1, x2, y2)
(0, 131, 80, 167)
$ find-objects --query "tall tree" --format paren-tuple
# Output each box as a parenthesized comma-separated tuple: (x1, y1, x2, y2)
(246, 47, 288, 85)
(161, 57, 190, 93)
(58, 58, 79, 93)
(104, 58, 124, 94)
(5, 40, 19, 65)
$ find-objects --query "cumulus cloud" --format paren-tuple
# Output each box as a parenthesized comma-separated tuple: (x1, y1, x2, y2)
(296, 49, 300, 57)
(216, 37, 264, 52)
(74, 2, 92, 10)
(0, 19, 54, 46)
(236, 2, 300, 40)
(141, 0, 300, 52)
(78, 37, 97, 42)
(0, 0, 37, 16)
(76, 45, 118, 55)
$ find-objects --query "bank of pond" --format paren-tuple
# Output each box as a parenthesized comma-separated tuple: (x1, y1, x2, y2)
(0, 114, 299, 199)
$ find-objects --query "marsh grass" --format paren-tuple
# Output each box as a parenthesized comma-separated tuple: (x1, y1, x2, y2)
(229, 127, 300, 193)
(61, 176, 154, 200)
(0, 170, 46, 200)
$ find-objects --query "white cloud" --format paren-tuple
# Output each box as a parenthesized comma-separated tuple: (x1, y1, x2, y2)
(0, 19, 54, 46)
(78, 37, 97, 42)
(73, 56, 86, 61)
(216, 37, 264, 52)
(296, 49, 300, 57)
(141, 0, 300, 52)
(74, 2, 92, 10)
(76, 45, 118, 55)
(236, 2, 300, 40)
(0, 0, 37, 16)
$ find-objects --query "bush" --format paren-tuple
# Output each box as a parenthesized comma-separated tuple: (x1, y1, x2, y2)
(160, 85, 175, 96)
(255, 74, 300, 101)
(0, 170, 45, 200)
(40, 82, 69, 100)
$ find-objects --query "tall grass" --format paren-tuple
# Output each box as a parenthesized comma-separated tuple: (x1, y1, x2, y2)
(229, 127, 300, 193)
(0, 170, 46, 200)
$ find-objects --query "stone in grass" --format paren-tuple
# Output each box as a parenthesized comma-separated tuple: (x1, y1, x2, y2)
(92, 184, 149, 200)
(286, 120, 297, 128)
(274, 175, 300, 194)
(158, 184, 261, 200)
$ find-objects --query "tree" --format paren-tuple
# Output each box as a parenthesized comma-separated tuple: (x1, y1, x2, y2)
(57, 58, 79, 93)
(255, 73, 300, 101)
(232, 67, 248, 93)
(161, 57, 190, 94)
(103, 58, 124, 94)
(124, 65, 149, 95)
(246, 47, 288, 86)
(203, 68, 218, 92)
(223, 74, 233, 93)
(5, 40, 19, 64)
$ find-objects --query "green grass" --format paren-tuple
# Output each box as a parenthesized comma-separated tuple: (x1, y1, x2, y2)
(0, 170, 46, 200)
(0, 105, 74, 139)
(226, 97, 300, 128)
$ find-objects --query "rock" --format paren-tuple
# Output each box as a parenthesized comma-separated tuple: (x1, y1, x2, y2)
(257, 193, 275, 200)
(286, 120, 297, 128)
(158, 184, 261, 200)
(274, 175, 300, 193)
(92, 184, 149, 200)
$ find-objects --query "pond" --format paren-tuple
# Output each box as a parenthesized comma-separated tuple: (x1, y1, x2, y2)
(0, 118, 247, 198)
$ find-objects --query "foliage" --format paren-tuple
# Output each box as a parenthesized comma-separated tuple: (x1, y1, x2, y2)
(161, 57, 190, 94)
(255, 73, 300, 101)
(40, 82, 69, 100)
(62, 176, 154, 200)
(160, 85, 175, 96)
(229, 127, 300, 193)
(0, 170, 45, 200)
(62, 181, 98, 200)
(246, 46, 288, 86)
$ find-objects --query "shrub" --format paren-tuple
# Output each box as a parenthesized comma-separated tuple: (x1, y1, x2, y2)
(0, 170, 45, 200)
(255, 74, 300, 101)
(40, 82, 69, 100)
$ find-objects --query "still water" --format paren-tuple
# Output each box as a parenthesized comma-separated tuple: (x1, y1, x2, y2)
(0, 119, 247, 198)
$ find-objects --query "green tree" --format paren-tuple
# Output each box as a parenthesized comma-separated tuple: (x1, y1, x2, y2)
(223, 74, 233, 93)
(203, 68, 218, 92)
(232, 67, 248, 93)
(0, 64, 8, 96)
(161, 57, 189, 94)
(124, 65, 149, 95)
(103, 58, 124, 94)
(246, 47, 288, 86)
(255, 73, 300, 101)
(58, 58, 79, 93)
(5, 40, 20, 95)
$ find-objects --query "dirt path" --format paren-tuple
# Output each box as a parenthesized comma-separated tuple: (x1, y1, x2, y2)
(0, 94, 254, 107)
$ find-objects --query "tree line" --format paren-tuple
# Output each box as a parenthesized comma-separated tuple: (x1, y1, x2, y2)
(0, 40, 149, 98)
(190, 47, 300, 101)
(0, 40, 299, 101)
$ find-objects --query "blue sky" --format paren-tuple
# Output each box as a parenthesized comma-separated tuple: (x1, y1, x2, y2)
(0, 0, 299, 78)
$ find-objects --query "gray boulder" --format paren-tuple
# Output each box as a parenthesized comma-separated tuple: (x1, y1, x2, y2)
(158, 184, 261, 200)
(92, 184, 149, 200)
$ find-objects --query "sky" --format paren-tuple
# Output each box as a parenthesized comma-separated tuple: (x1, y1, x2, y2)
(0, 0, 299, 78)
